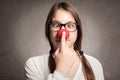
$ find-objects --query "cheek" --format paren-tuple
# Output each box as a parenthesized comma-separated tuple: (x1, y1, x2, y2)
(69, 31, 77, 42)
(50, 31, 57, 42)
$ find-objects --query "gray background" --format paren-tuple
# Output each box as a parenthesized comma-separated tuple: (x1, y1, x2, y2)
(0, 0, 120, 80)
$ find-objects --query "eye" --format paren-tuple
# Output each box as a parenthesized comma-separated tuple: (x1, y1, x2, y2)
(51, 22, 60, 28)
(53, 23, 60, 27)
(67, 23, 75, 28)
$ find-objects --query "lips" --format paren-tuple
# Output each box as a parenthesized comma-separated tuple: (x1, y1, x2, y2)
(57, 29, 70, 40)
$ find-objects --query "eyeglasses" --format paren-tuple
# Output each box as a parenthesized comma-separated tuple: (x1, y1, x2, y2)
(50, 21, 78, 32)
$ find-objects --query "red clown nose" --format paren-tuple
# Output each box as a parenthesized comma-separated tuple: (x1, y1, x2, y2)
(57, 29, 70, 40)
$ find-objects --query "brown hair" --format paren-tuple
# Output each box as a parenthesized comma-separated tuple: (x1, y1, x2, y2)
(45, 1, 95, 80)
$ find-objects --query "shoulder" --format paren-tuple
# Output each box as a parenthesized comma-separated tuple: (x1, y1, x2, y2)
(84, 54, 104, 79)
(25, 53, 49, 70)
(25, 54, 50, 79)
(84, 54, 103, 70)
(26, 53, 49, 63)
(84, 54, 101, 66)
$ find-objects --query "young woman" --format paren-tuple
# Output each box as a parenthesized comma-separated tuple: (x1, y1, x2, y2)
(25, 1, 104, 80)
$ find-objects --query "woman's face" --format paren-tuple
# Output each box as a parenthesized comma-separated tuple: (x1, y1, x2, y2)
(50, 9, 77, 49)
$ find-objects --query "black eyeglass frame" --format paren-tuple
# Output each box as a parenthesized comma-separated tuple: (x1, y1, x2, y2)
(50, 21, 78, 32)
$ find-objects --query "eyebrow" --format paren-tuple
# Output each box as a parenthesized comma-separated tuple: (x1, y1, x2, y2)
(52, 20, 76, 24)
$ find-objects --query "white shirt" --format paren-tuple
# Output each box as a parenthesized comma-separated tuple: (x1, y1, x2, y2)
(25, 53, 104, 80)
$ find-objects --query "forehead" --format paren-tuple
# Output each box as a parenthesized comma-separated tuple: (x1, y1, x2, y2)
(52, 9, 75, 24)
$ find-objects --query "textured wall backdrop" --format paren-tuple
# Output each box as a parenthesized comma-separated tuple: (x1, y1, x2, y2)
(0, 0, 120, 80)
